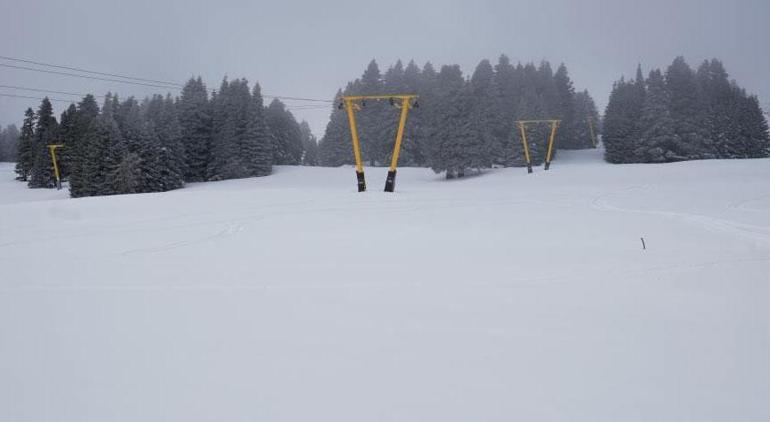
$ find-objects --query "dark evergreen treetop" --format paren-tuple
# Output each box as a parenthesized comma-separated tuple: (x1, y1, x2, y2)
(179, 76, 211, 182)
(15, 108, 36, 180)
(28, 97, 60, 188)
(266, 99, 303, 165)
(319, 57, 599, 174)
(603, 57, 769, 163)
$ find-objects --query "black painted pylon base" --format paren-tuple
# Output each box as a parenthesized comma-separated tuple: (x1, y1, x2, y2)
(527, 164, 533, 174)
(356, 171, 366, 192)
(384, 170, 397, 192)
(544, 161, 551, 170)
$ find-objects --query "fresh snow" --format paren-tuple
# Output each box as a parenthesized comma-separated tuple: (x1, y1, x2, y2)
(1, 150, 769, 421)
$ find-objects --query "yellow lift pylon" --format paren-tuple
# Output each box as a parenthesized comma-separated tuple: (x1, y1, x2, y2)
(340, 94, 418, 192)
(516, 119, 561, 173)
(47, 144, 64, 189)
(587, 116, 598, 148)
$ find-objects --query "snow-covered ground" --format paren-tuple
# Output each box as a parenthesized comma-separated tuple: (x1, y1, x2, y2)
(1, 150, 769, 421)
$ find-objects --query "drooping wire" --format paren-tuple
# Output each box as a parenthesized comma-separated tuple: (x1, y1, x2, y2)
(0, 55, 335, 104)
(0, 63, 181, 90)
(0, 92, 75, 103)
(0, 55, 183, 87)
(0, 84, 106, 98)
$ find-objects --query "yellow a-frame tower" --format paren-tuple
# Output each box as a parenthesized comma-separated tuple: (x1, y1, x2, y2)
(47, 144, 64, 189)
(516, 120, 561, 173)
(587, 116, 598, 148)
(340, 94, 418, 192)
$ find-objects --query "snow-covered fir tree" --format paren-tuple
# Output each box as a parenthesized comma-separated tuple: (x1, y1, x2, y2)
(27, 98, 59, 188)
(0, 124, 20, 162)
(318, 89, 353, 167)
(299, 121, 319, 166)
(178, 77, 211, 182)
(636, 69, 681, 162)
(57, 104, 78, 180)
(15, 108, 36, 180)
(604, 57, 769, 163)
(265, 99, 303, 165)
(68, 95, 101, 197)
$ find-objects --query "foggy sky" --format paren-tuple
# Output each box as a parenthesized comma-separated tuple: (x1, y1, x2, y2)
(1, 0, 768, 137)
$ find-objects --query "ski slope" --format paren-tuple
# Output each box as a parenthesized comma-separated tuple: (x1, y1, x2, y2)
(1, 150, 769, 421)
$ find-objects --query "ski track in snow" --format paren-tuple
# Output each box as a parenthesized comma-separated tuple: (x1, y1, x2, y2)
(120, 222, 245, 255)
(591, 184, 770, 246)
(2, 155, 770, 422)
(727, 192, 770, 212)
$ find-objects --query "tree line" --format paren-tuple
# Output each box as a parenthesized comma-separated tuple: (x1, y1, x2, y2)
(603, 57, 770, 163)
(318, 56, 600, 178)
(0, 124, 20, 162)
(12, 76, 318, 196)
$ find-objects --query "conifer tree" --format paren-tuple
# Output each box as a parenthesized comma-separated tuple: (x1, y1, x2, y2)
(383, 60, 405, 94)
(697, 59, 740, 158)
(28, 98, 60, 188)
(207, 78, 233, 180)
(112, 152, 143, 194)
(603, 66, 647, 163)
(355, 59, 389, 165)
(665, 56, 711, 158)
(636, 69, 681, 162)
(95, 94, 128, 195)
(208, 79, 271, 179)
(738, 95, 770, 157)
(318, 90, 353, 166)
(265, 99, 303, 165)
(469, 59, 504, 166)
(146, 94, 186, 190)
(299, 121, 319, 166)
(68, 95, 100, 197)
(396, 60, 425, 166)
(512, 63, 548, 165)
(57, 104, 78, 180)
(0, 124, 20, 162)
(246, 82, 272, 176)
(120, 96, 163, 193)
(426, 65, 478, 178)
(378, 60, 408, 166)
(573, 90, 600, 148)
(179, 77, 211, 182)
(73, 96, 126, 197)
(553, 63, 581, 149)
(15, 108, 36, 181)
(536, 61, 560, 118)
(603, 80, 634, 163)
(208, 78, 243, 179)
(630, 65, 647, 148)
(494, 55, 521, 165)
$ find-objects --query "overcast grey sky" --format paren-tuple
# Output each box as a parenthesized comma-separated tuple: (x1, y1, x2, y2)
(1, 0, 768, 136)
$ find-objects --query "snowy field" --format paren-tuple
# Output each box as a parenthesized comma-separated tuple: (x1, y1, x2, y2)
(1, 150, 769, 421)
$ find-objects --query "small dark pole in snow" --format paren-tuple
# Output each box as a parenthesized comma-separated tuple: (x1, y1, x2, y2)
(641, 237, 646, 250)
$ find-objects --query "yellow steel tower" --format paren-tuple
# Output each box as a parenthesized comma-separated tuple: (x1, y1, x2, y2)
(340, 94, 418, 192)
(516, 120, 561, 173)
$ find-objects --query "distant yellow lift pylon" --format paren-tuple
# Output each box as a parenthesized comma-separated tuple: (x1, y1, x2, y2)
(47, 144, 64, 189)
(587, 116, 598, 148)
(340, 94, 418, 192)
(516, 119, 561, 173)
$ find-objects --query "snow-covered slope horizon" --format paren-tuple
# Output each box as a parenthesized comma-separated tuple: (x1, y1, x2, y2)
(1, 150, 769, 421)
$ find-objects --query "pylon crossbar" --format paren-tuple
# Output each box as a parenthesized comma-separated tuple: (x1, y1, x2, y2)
(515, 119, 561, 173)
(517, 119, 561, 124)
(342, 95, 418, 101)
(341, 94, 418, 192)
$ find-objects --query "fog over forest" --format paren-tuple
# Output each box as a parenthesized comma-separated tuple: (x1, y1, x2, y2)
(1, 0, 768, 136)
